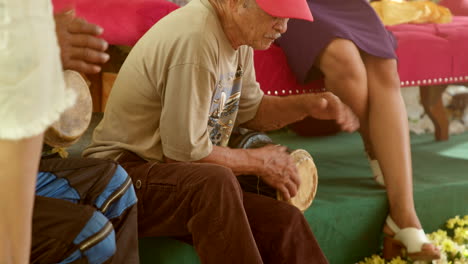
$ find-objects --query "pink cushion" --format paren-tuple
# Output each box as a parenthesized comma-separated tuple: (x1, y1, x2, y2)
(437, 17, 468, 77)
(52, 0, 180, 46)
(390, 29, 452, 85)
(386, 17, 468, 86)
(439, 0, 468, 15)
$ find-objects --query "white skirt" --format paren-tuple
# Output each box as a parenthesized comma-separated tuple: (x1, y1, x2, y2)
(0, 0, 76, 140)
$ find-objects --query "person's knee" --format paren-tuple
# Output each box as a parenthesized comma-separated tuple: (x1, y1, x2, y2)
(276, 202, 305, 228)
(96, 165, 138, 219)
(199, 164, 240, 193)
(364, 55, 400, 91)
(321, 39, 367, 86)
(64, 211, 116, 263)
(260, 201, 306, 239)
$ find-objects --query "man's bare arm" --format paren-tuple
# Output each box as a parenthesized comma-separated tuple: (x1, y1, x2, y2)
(165, 145, 300, 200)
(242, 92, 359, 132)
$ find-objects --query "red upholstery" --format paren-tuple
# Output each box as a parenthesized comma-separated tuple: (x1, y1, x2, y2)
(52, 0, 180, 46)
(387, 17, 468, 87)
(440, 0, 468, 15)
(253, 46, 325, 96)
(438, 17, 468, 78)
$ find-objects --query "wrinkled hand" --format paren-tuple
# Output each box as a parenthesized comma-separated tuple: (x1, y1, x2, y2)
(305, 92, 359, 132)
(252, 144, 300, 201)
(54, 10, 109, 74)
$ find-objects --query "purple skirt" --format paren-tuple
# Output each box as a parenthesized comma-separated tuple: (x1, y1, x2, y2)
(275, 0, 398, 84)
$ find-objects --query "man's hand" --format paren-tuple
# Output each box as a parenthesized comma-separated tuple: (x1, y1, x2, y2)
(305, 92, 360, 132)
(250, 145, 301, 201)
(54, 10, 109, 74)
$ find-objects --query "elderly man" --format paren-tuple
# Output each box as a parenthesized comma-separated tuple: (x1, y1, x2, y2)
(84, 0, 358, 263)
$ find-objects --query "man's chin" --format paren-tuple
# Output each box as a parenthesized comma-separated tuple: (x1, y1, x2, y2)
(251, 41, 273, 50)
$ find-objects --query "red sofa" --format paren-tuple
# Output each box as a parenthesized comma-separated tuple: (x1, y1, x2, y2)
(53, 0, 468, 141)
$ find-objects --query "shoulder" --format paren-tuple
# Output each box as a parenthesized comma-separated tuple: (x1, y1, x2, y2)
(137, 3, 222, 68)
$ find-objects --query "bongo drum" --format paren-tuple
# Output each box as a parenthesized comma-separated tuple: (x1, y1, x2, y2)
(276, 149, 318, 212)
(43, 70, 92, 148)
(229, 130, 318, 212)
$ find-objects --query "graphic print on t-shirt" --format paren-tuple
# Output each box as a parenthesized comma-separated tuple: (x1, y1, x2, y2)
(208, 65, 243, 146)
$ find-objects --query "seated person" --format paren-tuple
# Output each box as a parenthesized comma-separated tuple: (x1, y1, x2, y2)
(275, 0, 440, 260)
(83, 0, 358, 263)
(0, 3, 138, 263)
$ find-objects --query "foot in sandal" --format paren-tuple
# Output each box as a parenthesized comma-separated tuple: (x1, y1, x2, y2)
(383, 215, 440, 261)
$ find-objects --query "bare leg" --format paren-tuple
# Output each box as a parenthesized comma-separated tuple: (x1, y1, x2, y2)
(316, 38, 438, 258)
(0, 134, 43, 264)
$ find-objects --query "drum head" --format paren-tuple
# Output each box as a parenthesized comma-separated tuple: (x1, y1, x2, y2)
(277, 149, 318, 212)
(44, 70, 92, 148)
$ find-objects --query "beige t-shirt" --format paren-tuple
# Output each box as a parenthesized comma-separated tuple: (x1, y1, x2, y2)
(83, 0, 264, 162)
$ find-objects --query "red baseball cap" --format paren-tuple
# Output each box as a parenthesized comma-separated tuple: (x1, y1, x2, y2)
(256, 0, 313, 22)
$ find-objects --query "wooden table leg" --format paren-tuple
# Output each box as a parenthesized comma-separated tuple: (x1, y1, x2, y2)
(86, 73, 103, 112)
(419, 85, 449, 141)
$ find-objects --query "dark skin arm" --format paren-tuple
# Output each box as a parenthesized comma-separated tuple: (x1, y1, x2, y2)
(242, 92, 359, 132)
(166, 92, 359, 200)
(54, 10, 110, 74)
(166, 144, 300, 201)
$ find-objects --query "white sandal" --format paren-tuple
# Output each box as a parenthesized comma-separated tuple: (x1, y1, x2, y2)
(383, 216, 440, 261)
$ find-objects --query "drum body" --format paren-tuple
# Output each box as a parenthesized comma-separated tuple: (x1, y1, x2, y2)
(43, 70, 92, 148)
(229, 130, 318, 212)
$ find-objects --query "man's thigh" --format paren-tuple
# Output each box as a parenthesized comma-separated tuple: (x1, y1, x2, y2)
(119, 151, 241, 237)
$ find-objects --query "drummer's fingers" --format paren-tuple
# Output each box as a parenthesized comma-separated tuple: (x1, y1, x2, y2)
(278, 185, 291, 201)
(69, 17, 104, 36)
(343, 110, 360, 132)
(285, 181, 298, 198)
(70, 47, 110, 65)
(289, 166, 301, 188)
(270, 144, 288, 153)
(70, 33, 108, 52)
(64, 60, 102, 74)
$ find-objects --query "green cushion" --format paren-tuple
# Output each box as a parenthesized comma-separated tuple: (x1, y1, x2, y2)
(140, 131, 468, 264)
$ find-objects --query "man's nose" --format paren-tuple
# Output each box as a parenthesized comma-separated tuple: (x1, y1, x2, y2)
(275, 18, 289, 34)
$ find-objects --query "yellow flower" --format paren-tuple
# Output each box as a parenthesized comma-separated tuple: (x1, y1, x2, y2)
(388, 256, 408, 264)
(454, 227, 468, 245)
(429, 230, 449, 245)
(369, 255, 386, 264)
(442, 239, 458, 254)
(447, 216, 461, 230)
(456, 218, 467, 227)
(357, 215, 468, 264)
(357, 254, 385, 264)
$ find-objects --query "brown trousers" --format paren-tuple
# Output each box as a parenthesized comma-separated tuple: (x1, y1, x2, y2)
(119, 151, 328, 264)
